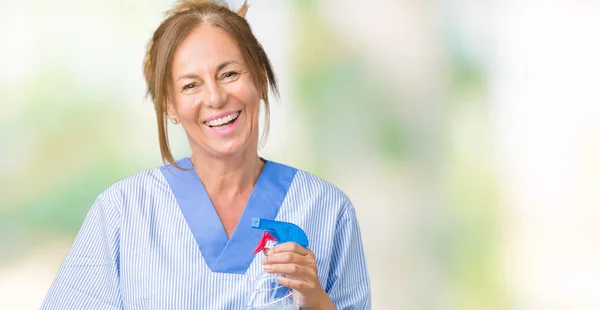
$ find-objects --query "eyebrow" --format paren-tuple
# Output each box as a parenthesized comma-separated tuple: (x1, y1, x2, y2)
(216, 60, 238, 72)
(176, 61, 240, 81)
(176, 73, 199, 81)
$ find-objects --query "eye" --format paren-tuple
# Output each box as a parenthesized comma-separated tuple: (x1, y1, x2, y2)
(221, 71, 240, 80)
(182, 82, 197, 92)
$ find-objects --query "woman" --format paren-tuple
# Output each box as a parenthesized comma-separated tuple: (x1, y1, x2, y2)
(41, 1, 370, 309)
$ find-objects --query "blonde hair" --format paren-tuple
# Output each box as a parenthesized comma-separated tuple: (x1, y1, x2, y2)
(143, 0, 279, 168)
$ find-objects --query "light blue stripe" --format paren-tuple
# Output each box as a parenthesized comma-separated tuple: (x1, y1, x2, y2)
(41, 161, 371, 309)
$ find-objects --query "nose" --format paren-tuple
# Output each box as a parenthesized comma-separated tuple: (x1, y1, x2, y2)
(204, 80, 228, 108)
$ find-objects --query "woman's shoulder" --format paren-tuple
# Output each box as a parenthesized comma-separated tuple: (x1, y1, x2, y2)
(273, 160, 355, 210)
(94, 163, 170, 206)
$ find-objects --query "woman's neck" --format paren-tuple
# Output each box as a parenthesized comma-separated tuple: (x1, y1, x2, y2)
(190, 152, 264, 197)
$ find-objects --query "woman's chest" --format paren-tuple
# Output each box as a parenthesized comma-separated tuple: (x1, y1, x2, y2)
(119, 240, 260, 309)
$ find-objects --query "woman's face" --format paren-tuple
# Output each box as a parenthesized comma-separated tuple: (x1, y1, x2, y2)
(169, 24, 261, 159)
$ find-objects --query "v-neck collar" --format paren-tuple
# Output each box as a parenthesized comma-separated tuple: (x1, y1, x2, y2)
(160, 157, 297, 274)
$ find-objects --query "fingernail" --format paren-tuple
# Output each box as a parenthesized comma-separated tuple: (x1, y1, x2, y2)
(261, 258, 266, 264)
(267, 249, 273, 256)
(264, 265, 272, 271)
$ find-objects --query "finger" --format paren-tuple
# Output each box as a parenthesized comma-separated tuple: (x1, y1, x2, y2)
(276, 276, 317, 295)
(268, 242, 312, 256)
(262, 247, 270, 256)
(264, 263, 316, 281)
(263, 251, 309, 265)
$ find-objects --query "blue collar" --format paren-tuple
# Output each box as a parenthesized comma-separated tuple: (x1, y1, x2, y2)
(160, 157, 297, 274)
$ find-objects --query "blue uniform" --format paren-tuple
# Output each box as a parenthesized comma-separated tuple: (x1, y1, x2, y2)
(41, 158, 371, 309)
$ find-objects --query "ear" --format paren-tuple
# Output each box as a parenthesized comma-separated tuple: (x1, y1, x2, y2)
(166, 100, 179, 124)
(237, 1, 249, 18)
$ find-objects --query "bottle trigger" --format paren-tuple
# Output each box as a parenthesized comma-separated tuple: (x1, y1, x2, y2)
(252, 231, 276, 254)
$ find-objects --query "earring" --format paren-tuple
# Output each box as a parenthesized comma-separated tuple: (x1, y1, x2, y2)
(170, 117, 178, 124)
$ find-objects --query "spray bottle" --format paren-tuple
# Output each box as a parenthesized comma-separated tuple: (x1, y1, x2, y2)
(246, 218, 309, 310)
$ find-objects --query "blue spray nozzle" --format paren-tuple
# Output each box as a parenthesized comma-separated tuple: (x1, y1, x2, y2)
(251, 218, 309, 248)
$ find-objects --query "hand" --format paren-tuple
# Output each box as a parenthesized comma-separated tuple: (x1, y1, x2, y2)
(262, 243, 336, 310)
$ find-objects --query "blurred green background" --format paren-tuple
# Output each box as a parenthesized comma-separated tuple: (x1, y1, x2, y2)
(1, 0, 600, 309)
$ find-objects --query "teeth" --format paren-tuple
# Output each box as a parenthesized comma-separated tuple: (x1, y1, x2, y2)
(205, 112, 239, 127)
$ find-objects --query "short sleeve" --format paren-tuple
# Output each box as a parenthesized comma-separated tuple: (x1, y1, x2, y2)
(325, 200, 372, 309)
(41, 193, 122, 309)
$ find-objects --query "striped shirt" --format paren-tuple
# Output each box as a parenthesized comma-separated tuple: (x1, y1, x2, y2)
(41, 158, 371, 309)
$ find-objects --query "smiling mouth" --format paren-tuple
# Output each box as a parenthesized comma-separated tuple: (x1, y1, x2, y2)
(204, 111, 240, 128)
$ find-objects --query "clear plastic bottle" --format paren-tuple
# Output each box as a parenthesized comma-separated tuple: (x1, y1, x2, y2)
(246, 272, 301, 310)
(246, 218, 309, 310)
